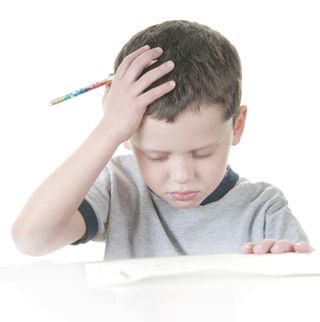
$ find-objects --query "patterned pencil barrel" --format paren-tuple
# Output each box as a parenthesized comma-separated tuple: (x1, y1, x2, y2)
(49, 59, 156, 106)
(49, 76, 114, 106)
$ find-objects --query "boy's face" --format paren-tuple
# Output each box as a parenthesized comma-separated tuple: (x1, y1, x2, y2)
(126, 104, 246, 208)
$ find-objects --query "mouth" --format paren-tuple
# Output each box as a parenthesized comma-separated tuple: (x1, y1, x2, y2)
(170, 191, 198, 201)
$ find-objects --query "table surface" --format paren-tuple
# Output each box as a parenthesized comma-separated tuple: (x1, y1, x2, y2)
(1, 253, 320, 322)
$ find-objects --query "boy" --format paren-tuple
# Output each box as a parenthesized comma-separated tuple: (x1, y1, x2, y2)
(12, 20, 311, 259)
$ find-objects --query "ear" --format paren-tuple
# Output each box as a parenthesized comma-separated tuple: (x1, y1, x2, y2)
(123, 140, 132, 150)
(232, 105, 247, 146)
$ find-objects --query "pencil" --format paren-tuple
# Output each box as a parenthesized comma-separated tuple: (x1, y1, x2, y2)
(49, 75, 114, 106)
(49, 59, 159, 106)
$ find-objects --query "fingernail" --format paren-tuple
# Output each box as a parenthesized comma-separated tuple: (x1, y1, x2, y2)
(169, 80, 176, 87)
(254, 245, 265, 254)
(167, 60, 174, 68)
(271, 244, 281, 253)
(156, 47, 163, 53)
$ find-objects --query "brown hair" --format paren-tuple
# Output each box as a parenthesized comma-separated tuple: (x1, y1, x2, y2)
(114, 20, 242, 123)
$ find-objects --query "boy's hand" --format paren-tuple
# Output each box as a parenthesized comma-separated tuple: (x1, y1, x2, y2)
(241, 239, 313, 254)
(101, 45, 175, 143)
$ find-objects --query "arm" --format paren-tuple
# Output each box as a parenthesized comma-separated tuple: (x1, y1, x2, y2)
(12, 45, 175, 256)
(11, 121, 119, 256)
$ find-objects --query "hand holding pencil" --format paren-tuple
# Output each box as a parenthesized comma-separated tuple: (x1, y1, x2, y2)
(49, 46, 167, 106)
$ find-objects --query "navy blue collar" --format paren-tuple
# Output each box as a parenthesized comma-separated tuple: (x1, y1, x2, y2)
(200, 166, 239, 205)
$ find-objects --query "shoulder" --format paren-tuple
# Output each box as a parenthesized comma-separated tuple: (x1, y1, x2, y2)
(89, 154, 141, 194)
(232, 176, 287, 206)
(108, 154, 139, 178)
(110, 153, 136, 168)
(107, 154, 145, 189)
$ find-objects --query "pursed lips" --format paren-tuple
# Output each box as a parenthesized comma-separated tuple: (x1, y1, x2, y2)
(169, 191, 198, 201)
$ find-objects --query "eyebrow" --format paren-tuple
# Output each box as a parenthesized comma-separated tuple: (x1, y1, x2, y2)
(140, 141, 221, 153)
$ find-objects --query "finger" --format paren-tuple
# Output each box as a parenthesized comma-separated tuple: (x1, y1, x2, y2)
(126, 47, 164, 83)
(116, 45, 151, 78)
(133, 60, 175, 95)
(138, 80, 176, 107)
(253, 239, 275, 254)
(240, 243, 255, 254)
(294, 241, 313, 253)
(270, 240, 294, 254)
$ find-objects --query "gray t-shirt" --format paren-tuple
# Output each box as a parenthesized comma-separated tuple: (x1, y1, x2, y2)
(73, 154, 308, 260)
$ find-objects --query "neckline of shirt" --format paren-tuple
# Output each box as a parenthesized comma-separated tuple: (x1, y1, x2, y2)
(148, 166, 239, 206)
(200, 166, 239, 205)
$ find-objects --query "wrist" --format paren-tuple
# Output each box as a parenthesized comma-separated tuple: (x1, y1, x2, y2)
(95, 118, 125, 148)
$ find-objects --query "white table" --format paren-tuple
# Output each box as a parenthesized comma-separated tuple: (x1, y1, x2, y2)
(1, 253, 320, 322)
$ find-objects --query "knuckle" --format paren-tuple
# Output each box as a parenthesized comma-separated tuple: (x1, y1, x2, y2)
(147, 89, 158, 101)
(143, 90, 158, 104)
(121, 55, 130, 65)
(140, 72, 153, 84)
(133, 96, 143, 109)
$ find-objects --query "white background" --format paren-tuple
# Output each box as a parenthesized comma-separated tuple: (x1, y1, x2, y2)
(0, 0, 319, 265)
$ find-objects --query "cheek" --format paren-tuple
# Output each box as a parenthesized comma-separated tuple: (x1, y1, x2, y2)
(198, 156, 229, 185)
(199, 162, 222, 179)
(135, 158, 165, 186)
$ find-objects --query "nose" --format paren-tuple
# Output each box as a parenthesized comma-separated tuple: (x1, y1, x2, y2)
(170, 157, 194, 184)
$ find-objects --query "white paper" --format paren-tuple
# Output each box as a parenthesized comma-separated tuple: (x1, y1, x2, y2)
(85, 252, 320, 287)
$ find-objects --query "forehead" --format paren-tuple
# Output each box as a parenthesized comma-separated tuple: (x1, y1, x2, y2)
(131, 106, 233, 151)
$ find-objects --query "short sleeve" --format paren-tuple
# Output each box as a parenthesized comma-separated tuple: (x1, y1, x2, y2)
(264, 189, 309, 244)
(71, 199, 98, 245)
(72, 165, 111, 245)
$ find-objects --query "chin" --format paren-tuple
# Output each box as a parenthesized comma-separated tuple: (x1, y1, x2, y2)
(167, 199, 201, 209)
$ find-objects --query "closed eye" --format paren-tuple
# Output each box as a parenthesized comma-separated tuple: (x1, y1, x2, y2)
(146, 155, 169, 162)
(193, 154, 213, 159)
(147, 154, 213, 162)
